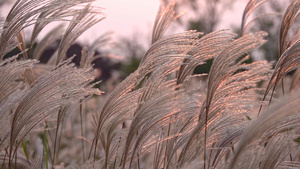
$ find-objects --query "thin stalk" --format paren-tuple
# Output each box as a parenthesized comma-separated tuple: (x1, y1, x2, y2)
(1, 148, 7, 169)
(57, 118, 65, 160)
(204, 107, 208, 169)
(80, 102, 86, 162)
(14, 146, 17, 169)
(281, 79, 285, 95)
(163, 123, 172, 169)
(137, 152, 141, 169)
(53, 108, 62, 166)
(112, 157, 117, 169)
(21, 140, 30, 164)
(43, 128, 49, 169)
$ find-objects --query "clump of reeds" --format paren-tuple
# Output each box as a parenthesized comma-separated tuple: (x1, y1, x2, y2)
(0, 0, 300, 169)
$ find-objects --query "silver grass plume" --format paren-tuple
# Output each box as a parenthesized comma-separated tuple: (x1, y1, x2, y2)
(87, 2, 212, 168)
(0, 0, 97, 59)
(176, 30, 236, 85)
(88, 30, 204, 167)
(262, 39, 300, 111)
(120, 63, 194, 168)
(278, 161, 300, 169)
(241, 0, 268, 35)
(151, 2, 183, 44)
(0, 58, 101, 168)
(1, 0, 296, 168)
(0, 56, 38, 148)
(29, 0, 98, 47)
(89, 21, 236, 169)
(32, 24, 64, 61)
(205, 32, 268, 116)
(121, 79, 202, 169)
(290, 69, 300, 92)
(283, 0, 300, 92)
(178, 32, 272, 168)
(81, 158, 103, 169)
(279, 0, 300, 56)
(258, 0, 300, 114)
(230, 89, 300, 169)
(56, 4, 104, 64)
(119, 30, 229, 166)
(88, 2, 198, 161)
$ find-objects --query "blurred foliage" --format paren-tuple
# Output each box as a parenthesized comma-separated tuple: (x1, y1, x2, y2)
(116, 34, 146, 79)
(4, 42, 37, 60)
(193, 59, 213, 74)
(252, 1, 285, 62)
(164, 0, 287, 73)
(120, 56, 140, 79)
(0, 0, 12, 8)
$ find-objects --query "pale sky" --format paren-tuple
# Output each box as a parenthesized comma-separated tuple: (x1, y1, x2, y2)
(1, 0, 249, 45)
(80, 0, 248, 44)
(79, 0, 160, 43)
(0, 0, 161, 44)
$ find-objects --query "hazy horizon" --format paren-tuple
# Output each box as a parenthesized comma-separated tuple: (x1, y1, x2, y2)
(0, 0, 249, 46)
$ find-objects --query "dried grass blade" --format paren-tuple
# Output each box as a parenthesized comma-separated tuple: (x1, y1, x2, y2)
(152, 2, 183, 44)
(177, 32, 270, 168)
(279, 0, 300, 55)
(89, 30, 203, 160)
(230, 89, 300, 168)
(261, 39, 300, 112)
(176, 30, 236, 85)
(5, 61, 101, 167)
(32, 24, 64, 60)
(56, 5, 104, 64)
(241, 0, 268, 35)
(206, 31, 267, 113)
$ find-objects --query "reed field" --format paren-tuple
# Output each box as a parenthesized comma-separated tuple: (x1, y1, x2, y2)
(0, 0, 300, 168)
